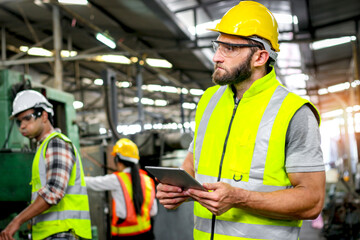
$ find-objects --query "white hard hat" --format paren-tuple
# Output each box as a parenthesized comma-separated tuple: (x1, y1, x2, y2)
(10, 90, 54, 119)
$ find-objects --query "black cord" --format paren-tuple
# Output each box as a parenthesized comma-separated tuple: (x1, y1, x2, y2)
(1, 120, 14, 149)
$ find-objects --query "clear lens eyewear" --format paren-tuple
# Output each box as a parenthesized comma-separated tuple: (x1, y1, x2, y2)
(15, 113, 39, 127)
(212, 40, 262, 58)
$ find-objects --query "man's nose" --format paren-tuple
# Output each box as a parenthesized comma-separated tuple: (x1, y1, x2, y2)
(212, 48, 224, 63)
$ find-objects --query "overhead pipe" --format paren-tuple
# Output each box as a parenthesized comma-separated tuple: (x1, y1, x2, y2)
(53, 5, 63, 90)
(1, 26, 5, 61)
(136, 62, 145, 131)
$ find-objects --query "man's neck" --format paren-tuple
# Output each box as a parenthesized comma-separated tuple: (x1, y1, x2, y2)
(36, 123, 54, 142)
(233, 68, 267, 100)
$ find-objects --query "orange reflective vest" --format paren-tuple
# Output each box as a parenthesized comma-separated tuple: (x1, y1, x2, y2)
(111, 170, 155, 237)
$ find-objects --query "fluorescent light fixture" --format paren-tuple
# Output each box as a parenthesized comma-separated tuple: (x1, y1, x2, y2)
(161, 86, 178, 93)
(190, 89, 204, 96)
(318, 88, 328, 95)
(96, 33, 116, 49)
(116, 81, 131, 88)
(146, 84, 162, 92)
(73, 101, 83, 109)
(20, 46, 78, 58)
(310, 36, 356, 50)
(82, 78, 93, 85)
(20, 46, 53, 57)
(61, 50, 77, 57)
(182, 102, 196, 110)
(154, 100, 167, 106)
(146, 58, 172, 68)
(94, 55, 131, 64)
(133, 97, 155, 105)
(58, 0, 88, 5)
(94, 78, 103, 86)
(181, 88, 189, 94)
(328, 82, 350, 93)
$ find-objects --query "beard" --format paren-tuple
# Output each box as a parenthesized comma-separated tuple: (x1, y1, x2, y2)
(212, 52, 253, 86)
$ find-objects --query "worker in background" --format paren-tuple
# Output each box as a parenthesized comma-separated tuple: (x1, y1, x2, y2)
(85, 138, 157, 240)
(0, 90, 92, 240)
(156, 1, 326, 239)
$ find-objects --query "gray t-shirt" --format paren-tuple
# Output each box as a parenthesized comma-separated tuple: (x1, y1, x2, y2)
(188, 104, 325, 173)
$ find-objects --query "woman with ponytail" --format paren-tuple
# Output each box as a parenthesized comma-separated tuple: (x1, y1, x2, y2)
(85, 138, 157, 240)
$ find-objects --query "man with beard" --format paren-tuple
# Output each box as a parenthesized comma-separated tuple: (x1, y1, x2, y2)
(0, 90, 92, 240)
(156, 1, 325, 240)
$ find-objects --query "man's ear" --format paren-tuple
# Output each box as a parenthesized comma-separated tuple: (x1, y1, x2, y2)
(41, 111, 48, 122)
(253, 50, 269, 67)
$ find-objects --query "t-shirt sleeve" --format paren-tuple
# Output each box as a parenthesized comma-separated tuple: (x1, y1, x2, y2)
(285, 104, 325, 173)
(188, 140, 194, 153)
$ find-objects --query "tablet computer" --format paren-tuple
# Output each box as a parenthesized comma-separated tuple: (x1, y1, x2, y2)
(145, 166, 206, 191)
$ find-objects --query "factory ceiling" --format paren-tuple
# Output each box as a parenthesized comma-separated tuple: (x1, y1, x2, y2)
(1, 0, 360, 135)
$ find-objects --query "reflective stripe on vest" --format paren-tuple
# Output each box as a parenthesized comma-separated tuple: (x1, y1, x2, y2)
(31, 132, 91, 240)
(194, 215, 300, 239)
(193, 70, 318, 240)
(111, 171, 155, 236)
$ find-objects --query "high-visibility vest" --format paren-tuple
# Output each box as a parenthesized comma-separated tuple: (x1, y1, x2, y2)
(111, 170, 155, 237)
(31, 132, 92, 240)
(193, 69, 320, 240)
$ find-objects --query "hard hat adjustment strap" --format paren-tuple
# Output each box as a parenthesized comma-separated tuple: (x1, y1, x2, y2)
(248, 36, 278, 64)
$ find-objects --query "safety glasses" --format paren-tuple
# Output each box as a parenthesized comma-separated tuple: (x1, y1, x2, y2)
(212, 40, 262, 58)
(15, 112, 40, 127)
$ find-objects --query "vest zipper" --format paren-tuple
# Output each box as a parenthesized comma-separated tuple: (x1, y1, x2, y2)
(210, 97, 240, 240)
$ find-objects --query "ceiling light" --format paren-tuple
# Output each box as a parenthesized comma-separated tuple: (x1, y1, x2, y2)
(318, 88, 328, 95)
(328, 82, 350, 93)
(82, 78, 93, 85)
(146, 58, 172, 68)
(58, 0, 88, 5)
(93, 55, 131, 64)
(310, 36, 356, 50)
(61, 50, 77, 57)
(155, 100, 167, 106)
(20, 46, 53, 57)
(94, 78, 103, 86)
(116, 81, 131, 88)
(73, 101, 83, 109)
(190, 89, 204, 96)
(182, 102, 196, 110)
(161, 86, 177, 93)
(96, 33, 116, 49)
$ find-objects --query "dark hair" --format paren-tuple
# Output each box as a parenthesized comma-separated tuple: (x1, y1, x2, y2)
(34, 107, 54, 126)
(115, 155, 144, 215)
(246, 38, 272, 73)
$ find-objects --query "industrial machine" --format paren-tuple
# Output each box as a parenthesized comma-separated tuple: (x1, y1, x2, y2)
(0, 69, 80, 239)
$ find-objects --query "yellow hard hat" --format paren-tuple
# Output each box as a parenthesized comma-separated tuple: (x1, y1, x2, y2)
(111, 138, 139, 164)
(209, 1, 280, 52)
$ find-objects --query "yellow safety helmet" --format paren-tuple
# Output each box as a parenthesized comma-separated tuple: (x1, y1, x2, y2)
(111, 138, 139, 164)
(209, 1, 280, 60)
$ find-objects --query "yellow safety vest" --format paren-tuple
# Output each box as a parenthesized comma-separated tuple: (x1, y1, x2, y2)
(111, 170, 155, 236)
(193, 69, 320, 240)
(31, 132, 92, 240)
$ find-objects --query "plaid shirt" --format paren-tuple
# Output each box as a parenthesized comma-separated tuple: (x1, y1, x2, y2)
(36, 131, 77, 239)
